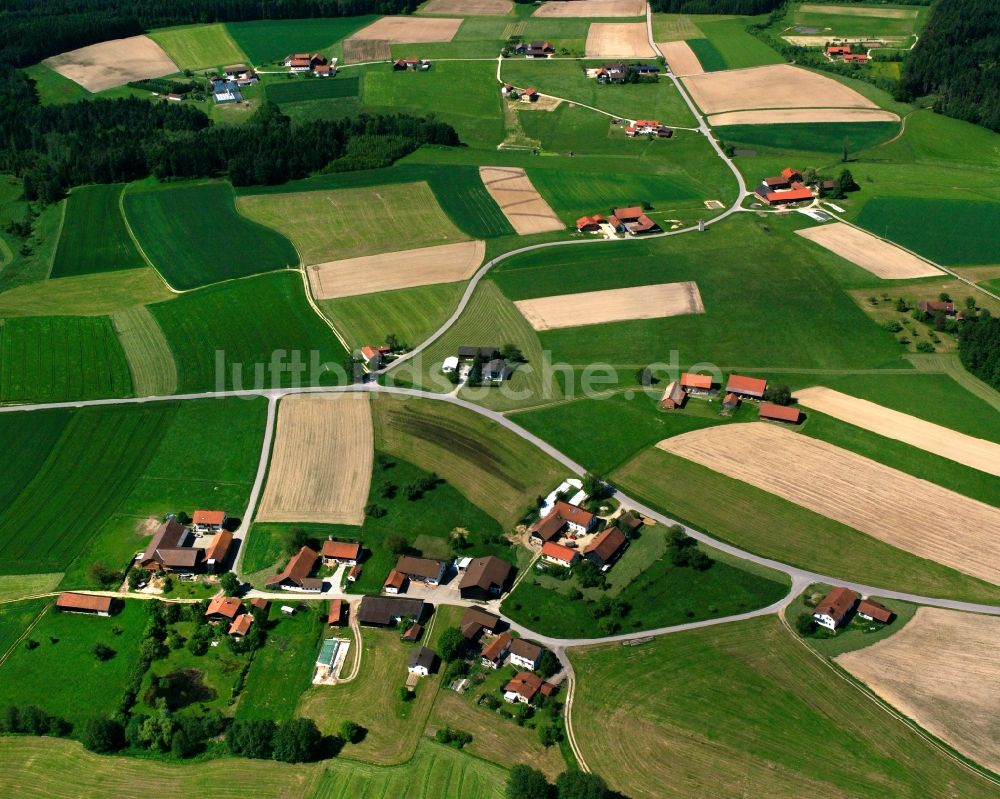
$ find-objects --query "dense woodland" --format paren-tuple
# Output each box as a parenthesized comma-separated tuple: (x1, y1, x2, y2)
(959, 315, 1000, 391)
(650, 0, 781, 12)
(899, 0, 1000, 132)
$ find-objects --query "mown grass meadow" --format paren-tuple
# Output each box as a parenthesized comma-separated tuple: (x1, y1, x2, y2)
(148, 23, 248, 70)
(265, 75, 361, 104)
(51, 184, 146, 278)
(227, 17, 377, 64)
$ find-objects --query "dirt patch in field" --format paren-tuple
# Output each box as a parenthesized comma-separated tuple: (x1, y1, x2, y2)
(479, 167, 564, 235)
(535, 0, 645, 17)
(836, 608, 1000, 774)
(709, 108, 899, 125)
(682, 64, 877, 114)
(421, 0, 512, 13)
(136, 516, 161, 536)
(308, 240, 485, 299)
(519, 94, 563, 111)
(515, 281, 704, 331)
(44, 35, 178, 93)
(349, 16, 462, 43)
(800, 3, 917, 18)
(341, 38, 391, 64)
(657, 422, 1000, 585)
(795, 386, 1000, 477)
(585, 23, 656, 58)
(659, 41, 703, 76)
(257, 394, 373, 525)
(796, 223, 940, 279)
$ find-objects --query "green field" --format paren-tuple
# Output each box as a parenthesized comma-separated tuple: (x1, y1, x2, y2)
(569, 615, 999, 798)
(227, 17, 377, 65)
(237, 181, 469, 264)
(792, 2, 925, 39)
(0, 598, 47, 656)
(0, 404, 172, 575)
(694, 18, 784, 70)
(715, 121, 900, 156)
(265, 75, 361, 104)
(111, 305, 178, 396)
(124, 182, 299, 290)
(685, 38, 727, 71)
(0, 269, 172, 318)
(855, 198, 1000, 265)
(0, 574, 62, 602)
(50, 184, 146, 278)
(0, 600, 147, 729)
(149, 271, 348, 392)
(21, 64, 91, 104)
(149, 24, 248, 70)
(613, 446, 1000, 605)
(0, 408, 71, 509)
(0, 315, 133, 403)
(319, 281, 465, 351)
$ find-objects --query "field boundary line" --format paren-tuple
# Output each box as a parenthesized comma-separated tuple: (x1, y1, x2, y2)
(296, 266, 352, 353)
(232, 394, 279, 575)
(118, 183, 180, 295)
(45, 197, 68, 280)
(0, 601, 50, 668)
(777, 611, 1000, 788)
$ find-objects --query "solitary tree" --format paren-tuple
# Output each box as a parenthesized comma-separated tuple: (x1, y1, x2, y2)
(219, 572, 240, 597)
(339, 720, 363, 744)
(556, 770, 611, 798)
(506, 764, 550, 799)
(438, 627, 466, 662)
(763, 383, 792, 406)
(386, 534, 408, 555)
(272, 718, 323, 763)
(92, 642, 115, 661)
(842, 135, 850, 162)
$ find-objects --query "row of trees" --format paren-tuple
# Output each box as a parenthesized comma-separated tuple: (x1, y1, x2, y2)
(507, 766, 623, 799)
(650, 0, 781, 13)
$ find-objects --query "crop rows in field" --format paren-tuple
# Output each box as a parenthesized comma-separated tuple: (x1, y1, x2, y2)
(51, 184, 146, 279)
(265, 75, 360, 104)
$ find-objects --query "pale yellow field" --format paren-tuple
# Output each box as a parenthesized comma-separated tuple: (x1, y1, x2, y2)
(837, 608, 1000, 774)
(682, 64, 877, 114)
(479, 167, 564, 235)
(657, 423, 1000, 585)
(796, 387, 1000, 477)
(535, 0, 645, 17)
(515, 281, 704, 331)
(257, 394, 374, 525)
(800, 3, 917, 18)
(708, 108, 899, 125)
(796, 223, 941, 279)
(350, 16, 463, 42)
(307, 240, 485, 299)
(44, 35, 178, 92)
(585, 23, 656, 58)
(659, 41, 703, 76)
(111, 305, 178, 397)
(421, 0, 512, 14)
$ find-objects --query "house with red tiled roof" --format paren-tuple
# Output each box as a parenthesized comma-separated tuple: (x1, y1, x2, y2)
(481, 632, 512, 669)
(844, 53, 868, 63)
(503, 672, 556, 704)
(228, 613, 253, 638)
(680, 372, 714, 392)
(529, 501, 596, 544)
(384, 569, 407, 595)
(541, 541, 580, 568)
(584, 527, 628, 571)
(321, 540, 362, 566)
(205, 530, 233, 574)
(813, 586, 859, 630)
(328, 599, 343, 626)
(759, 402, 801, 424)
(827, 45, 851, 56)
(205, 595, 242, 623)
(576, 214, 605, 232)
(857, 599, 894, 623)
(726, 374, 767, 400)
(56, 592, 113, 616)
(192, 510, 227, 533)
(522, 87, 539, 102)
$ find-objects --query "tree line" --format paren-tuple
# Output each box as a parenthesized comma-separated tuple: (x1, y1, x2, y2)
(650, 0, 783, 14)
(958, 314, 1000, 391)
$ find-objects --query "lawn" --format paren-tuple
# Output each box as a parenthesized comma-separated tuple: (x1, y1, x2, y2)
(297, 626, 441, 765)
(318, 281, 465, 351)
(124, 182, 299, 290)
(612, 446, 1000, 604)
(714, 121, 899, 157)
(0, 574, 63, 603)
(236, 601, 324, 721)
(569, 615, 999, 798)
(0, 404, 174, 575)
(227, 17, 377, 65)
(0, 269, 172, 317)
(21, 64, 91, 104)
(148, 24, 248, 70)
(855, 198, 1000, 265)
(237, 181, 469, 265)
(372, 394, 566, 529)
(0, 598, 47, 657)
(0, 315, 133, 403)
(685, 38, 727, 71)
(0, 600, 147, 731)
(503, 529, 788, 638)
(490, 214, 902, 370)
(50, 184, 147, 278)
(695, 18, 784, 70)
(265, 75, 361, 104)
(149, 271, 349, 392)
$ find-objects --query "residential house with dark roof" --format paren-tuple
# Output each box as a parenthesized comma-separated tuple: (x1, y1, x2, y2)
(458, 556, 513, 601)
(461, 607, 501, 640)
(813, 587, 859, 630)
(524, 41, 554, 58)
(407, 646, 438, 676)
(483, 358, 513, 382)
(508, 638, 544, 671)
(358, 596, 427, 627)
(265, 546, 322, 592)
(918, 300, 955, 316)
(584, 527, 628, 571)
(139, 519, 200, 573)
(458, 345, 500, 361)
(395, 556, 446, 585)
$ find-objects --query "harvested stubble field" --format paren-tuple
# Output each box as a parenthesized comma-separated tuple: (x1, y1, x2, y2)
(683, 64, 877, 114)
(799, 3, 917, 19)
(340, 38, 391, 64)
(421, 0, 512, 13)
(796, 222, 941, 279)
(708, 108, 898, 125)
(836, 607, 1000, 776)
(258, 394, 373, 525)
(584, 23, 656, 57)
(660, 40, 704, 75)
(479, 167, 564, 235)
(515, 281, 704, 331)
(796, 387, 1000, 478)
(535, 0, 645, 16)
(44, 35, 178, 92)
(308, 240, 484, 299)
(349, 16, 462, 43)
(658, 423, 1000, 586)
(237, 182, 469, 264)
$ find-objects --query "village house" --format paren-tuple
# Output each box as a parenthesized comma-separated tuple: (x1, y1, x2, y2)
(402, 622, 422, 641)
(626, 119, 672, 139)
(204, 530, 233, 573)
(519, 40, 554, 58)
(250, 597, 270, 614)
(328, 599, 344, 627)
(139, 518, 201, 573)
(584, 527, 628, 572)
(384, 569, 407, 595)
(210, 78, 242, 104)
(458, 556, 513, 601)
(541, 541, 580, 568)
(461, 607, 501, 641)
(616, 512, 643, 538)
(529, 501, 597, 544)
(813, 586, 859, 630)
(857, 599, 894, 623)
(759, 402, 801, 424)
(501, 82, 515, 96)
(918, 300, 956, 316)
(228, 613, 253, 639)
(680, 372, 715, 393)
(508, 638, 544, 671)
(55, 592, 113, 617)
(458, 345, 500, 361)
(265, 546, 322, 592)
(726, 374, 768, 400)
(393, 58, 431, 71)
(595, 63, 627, 83)
(314, 63, 334, 77)
(503, 672, 556, 704)
(321, 539, 362, 567)
(481, 632, 512, 669)
(762, 168, 803, 190)
(754, 175, 813, 206)
(284, 53, 324, 72)
(722, 392, 740, 411)
(348, 564, 362, 582)
(827, 45, 851, 57)
(205, 595, 242, 623)
(482, 357, 514, 382)
(612, 205, 661, 235)
(407, 646, 437, 676)
(576, 214, 606, 232)
(521, 87, 539, 103)
(844, 53, 869, 64)
(659, 380, 687, 410)
(357, 595, 427, 627)
(395, 556, 446, 586)
(192, 510, 227, 534)
(223, 64, 258, 84)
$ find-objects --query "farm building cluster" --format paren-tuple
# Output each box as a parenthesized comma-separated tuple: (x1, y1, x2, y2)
(392, 58, 432, 71)
(442, 345, 515, 383)
(825, 44, 871, 64)
(283, 53, 337, 76)
(656, 372, 802, 424)
(812, 586, 895, 631)
(511, 40, 555, 59)
(137, 510, 234, 575)
(754, 168, 817, 206)
(626, 119, 673, 138)
(586, 62, 660, 83)
(529, 497, 638, 573)
(576, 205, 663, 236)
